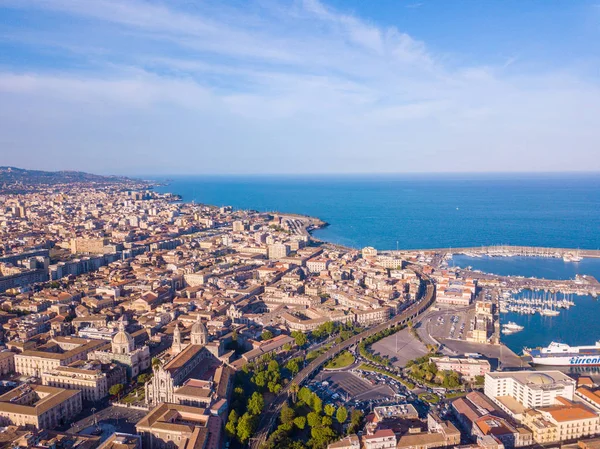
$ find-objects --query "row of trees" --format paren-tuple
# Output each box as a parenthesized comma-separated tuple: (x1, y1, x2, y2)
(225, 391, 264, 444)
(262, 385, 361, 449)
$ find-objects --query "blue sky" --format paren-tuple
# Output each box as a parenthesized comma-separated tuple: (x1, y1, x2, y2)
(0, 0, 599, 175)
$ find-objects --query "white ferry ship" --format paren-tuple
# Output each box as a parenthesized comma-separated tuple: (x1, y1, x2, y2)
(525, 341, 600, 366)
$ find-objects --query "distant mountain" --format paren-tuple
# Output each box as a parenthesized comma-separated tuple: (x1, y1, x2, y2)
(0, 166, 145, 192)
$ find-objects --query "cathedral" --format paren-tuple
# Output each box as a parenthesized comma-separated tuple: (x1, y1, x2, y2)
(145, 316, 226, 407)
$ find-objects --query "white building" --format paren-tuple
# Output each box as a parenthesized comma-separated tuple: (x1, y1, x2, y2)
(484, 371, 576, 419)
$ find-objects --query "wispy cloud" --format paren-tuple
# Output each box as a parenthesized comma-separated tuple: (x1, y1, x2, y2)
(0, 0, 598, 174)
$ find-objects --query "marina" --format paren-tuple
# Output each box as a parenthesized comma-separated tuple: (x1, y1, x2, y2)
(499, 290, 574, 316)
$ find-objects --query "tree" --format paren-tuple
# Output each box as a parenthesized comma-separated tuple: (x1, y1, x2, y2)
(307, 412, 321, 428)
(321, 415, 333, 427)
(336, 406, 348, 424)
(290, 383, 300, 403)
(312, 395, 323, 414)
(262, 330, 274, 341)
(267, 360, 280, 373)
(286, 359, 300, 376)
(237, 413, 255, 444)
(252, 370, 267, 388)
(225, 410, 238, 437)
(348, 410, 363, 434)
(298, 387, 313, 406)
(294, 416, 307, 430)
(109, 383, 124, 399)
(247, 392, 264, 415)
(280, 402, 295, 424)
(474, 375, 485, 385)
(151, 357, 162, 371)
(137, 373, 150, 385)
(324, 404, 335, 417)
(292, 330, 307, 347)
(309, 425, 337, 449)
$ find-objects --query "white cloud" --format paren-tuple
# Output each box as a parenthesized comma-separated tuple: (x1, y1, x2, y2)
(0, 0, 598, 174)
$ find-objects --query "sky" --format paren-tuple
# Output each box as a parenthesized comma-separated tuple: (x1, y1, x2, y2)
(0, 0, 599, 175)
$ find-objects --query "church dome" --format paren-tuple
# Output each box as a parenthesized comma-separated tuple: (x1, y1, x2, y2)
(191, 319, 208, 336)
(113, 329, 134, 346)
(112, 317, 134, 354)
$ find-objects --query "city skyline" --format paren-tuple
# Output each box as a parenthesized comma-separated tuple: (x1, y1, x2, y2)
(1, 0, 600, 175)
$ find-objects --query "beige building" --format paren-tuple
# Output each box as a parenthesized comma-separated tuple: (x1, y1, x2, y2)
(41, 360, 110, 402)
(268, 243, 289, 259)
(0, 352, 15, 375)
(430, 356, 491, 380)
(136, 402, 221, 449)
(70, 237, 109, 255)
(14, 337, 105, 377)
(0, 384, 82, 429)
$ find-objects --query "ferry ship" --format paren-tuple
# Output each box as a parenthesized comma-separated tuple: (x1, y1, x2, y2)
(525, 341, 600, 366)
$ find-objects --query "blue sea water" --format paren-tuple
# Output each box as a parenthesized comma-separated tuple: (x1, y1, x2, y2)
(152, 173, 600, 357)
(451, 255, 600, 280)
(152, 173, 600, 250)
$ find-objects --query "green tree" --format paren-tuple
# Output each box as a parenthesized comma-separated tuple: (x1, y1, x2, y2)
(307, 412, 321, 428)
(237, 413, 255, 444)
(225, 410, 238, 437)
(262, 330, 274, 341)
(324, 404, 335, 417)
(309, 425, 337, 449)
(267, 360, 280, 373)
(247, 392, 264, 415)
(252, 370, 267, 388)
(298, 387, 313, 406)
(336, 406, 348, 424)
(137, 373, 150, 385)
(280, 402, 295, 424)
(286, 359, 300, 376)
(322, 415, 333, 427)
(109, 383, 124, 399)
(312, 395, 323, 414)
(291, 331, 307, 347)
(348, 410, 364, 434)
(474, 375, 485, 385)
(294, 416, 307, 430)
(151, 357, 162, 371)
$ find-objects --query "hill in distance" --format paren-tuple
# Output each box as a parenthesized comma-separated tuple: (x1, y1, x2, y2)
(0, 166, 146, 193)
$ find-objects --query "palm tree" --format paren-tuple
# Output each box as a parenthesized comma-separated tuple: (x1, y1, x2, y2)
(152, 357, 162, 371)
(289, 383, 299, 403)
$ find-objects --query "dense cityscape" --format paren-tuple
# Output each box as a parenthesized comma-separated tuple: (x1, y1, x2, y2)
(0, 169, 597, 449)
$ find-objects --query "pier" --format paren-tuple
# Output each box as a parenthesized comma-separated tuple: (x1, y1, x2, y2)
(384, 245, 600, 258)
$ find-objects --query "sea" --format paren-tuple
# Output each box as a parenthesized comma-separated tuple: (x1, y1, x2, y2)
(152, 173, 600, 357)
(152, 173, 600, 250)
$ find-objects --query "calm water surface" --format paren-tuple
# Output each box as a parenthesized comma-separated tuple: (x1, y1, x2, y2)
(152, 173, 600, 250)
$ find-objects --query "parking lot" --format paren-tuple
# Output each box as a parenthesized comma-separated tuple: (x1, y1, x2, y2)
(308, 370, 400, 410)
(423, 307, 475, 343)
(371, 327, 428, 368)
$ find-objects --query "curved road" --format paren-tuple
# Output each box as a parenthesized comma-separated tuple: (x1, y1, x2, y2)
(250, 269, 436, 449)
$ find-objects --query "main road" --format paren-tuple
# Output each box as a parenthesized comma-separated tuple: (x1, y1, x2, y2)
(250, 268, 436, 449)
